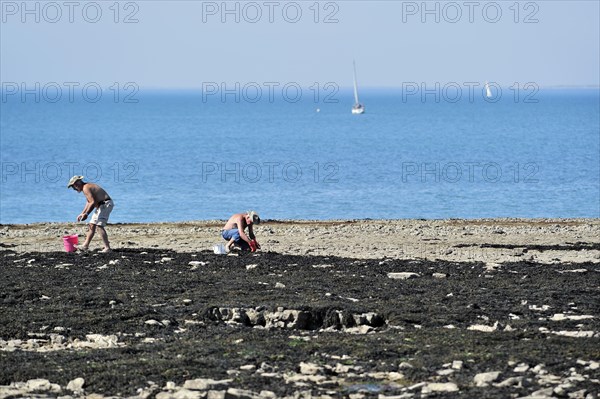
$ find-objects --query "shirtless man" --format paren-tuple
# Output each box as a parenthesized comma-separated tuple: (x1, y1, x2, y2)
(67, 175, 114, 252)
(221, 211, 261, 252)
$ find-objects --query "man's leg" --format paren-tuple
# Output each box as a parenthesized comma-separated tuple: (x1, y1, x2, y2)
(237, 239, 250, 251)
(97, 226, 111, 251)
(81, 224, 96, 249)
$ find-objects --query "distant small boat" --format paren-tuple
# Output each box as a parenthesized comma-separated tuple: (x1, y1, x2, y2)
(352, 60, 365, 114)
(484, 81, 492, 98)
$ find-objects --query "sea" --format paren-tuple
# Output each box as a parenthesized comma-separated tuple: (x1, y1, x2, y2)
(1, 88, 599, 224)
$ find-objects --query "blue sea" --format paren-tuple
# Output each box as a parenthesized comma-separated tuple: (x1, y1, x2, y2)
(1, 88, 599, 224)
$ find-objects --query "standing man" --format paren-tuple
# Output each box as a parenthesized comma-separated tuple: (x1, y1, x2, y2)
(67, 175, 114, 252)
(222, 210, 261, 252)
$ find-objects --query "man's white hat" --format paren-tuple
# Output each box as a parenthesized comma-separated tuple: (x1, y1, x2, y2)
(247, 210, 260, 224)
(67, 175, 84, 188)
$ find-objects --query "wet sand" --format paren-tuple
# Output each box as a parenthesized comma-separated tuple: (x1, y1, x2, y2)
(1, 219, 599, 398)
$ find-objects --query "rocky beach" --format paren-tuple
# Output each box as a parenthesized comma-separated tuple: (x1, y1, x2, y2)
(1, 219, 599, 398)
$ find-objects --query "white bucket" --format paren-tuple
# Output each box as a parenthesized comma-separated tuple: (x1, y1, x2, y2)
(213, 243, 227, 255)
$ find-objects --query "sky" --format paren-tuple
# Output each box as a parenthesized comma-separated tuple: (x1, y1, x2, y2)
(1, 0, 599, 89)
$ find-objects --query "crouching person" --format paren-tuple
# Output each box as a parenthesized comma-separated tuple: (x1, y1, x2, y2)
(221, 210, 261, 252)
(67, 175, 114, 253)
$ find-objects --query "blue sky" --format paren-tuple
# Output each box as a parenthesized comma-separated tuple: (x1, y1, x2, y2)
(1, 1, 599, 89)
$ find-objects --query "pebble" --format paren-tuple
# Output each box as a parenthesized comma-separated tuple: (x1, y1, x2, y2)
(467, 322, 498, 332)
(514, 363, 530, 373)
(474, 371, 501, 386)
(452, 360, 463, 370)
(387, 272, 419, 280)
(422, 382, 459, 393)
(189, 261, 207, 266)
(182, 378, 232, 390)
(494, 376, 523, 388)
(66, 377, 85, 393)
(299, 362, 322, 375)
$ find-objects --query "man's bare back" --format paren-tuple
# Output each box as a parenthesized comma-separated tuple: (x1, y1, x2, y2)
(82, 183, 111, 206)
(223, 213, 248, 231)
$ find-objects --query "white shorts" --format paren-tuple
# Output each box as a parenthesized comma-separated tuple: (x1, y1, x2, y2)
(90, 200, 113, 227)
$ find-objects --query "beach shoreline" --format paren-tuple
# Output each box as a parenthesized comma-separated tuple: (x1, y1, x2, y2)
(2, 218, 599, 264)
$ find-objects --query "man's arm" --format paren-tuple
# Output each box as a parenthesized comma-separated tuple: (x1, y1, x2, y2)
(78, 187, 96, 221)
(248, 225, 256, 240)
(236, 216, 252, 244)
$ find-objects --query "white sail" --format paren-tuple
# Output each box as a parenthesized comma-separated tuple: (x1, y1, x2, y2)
(352, 60, 365, 114)
(353, 60, 360, 104)
(485, 81, 492, 98)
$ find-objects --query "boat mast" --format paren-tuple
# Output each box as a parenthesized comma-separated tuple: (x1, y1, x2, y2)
(353, 60, 360, 104)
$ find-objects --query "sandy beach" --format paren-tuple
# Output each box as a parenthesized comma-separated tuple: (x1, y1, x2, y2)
(1, 218, 599, 398)
(2, 218, 599, 264)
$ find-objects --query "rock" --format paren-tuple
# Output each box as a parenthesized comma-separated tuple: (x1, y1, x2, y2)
(550, 314, 594, 321)
(299, 362, 322, 375)
(344, 325, 373, 334)
(422, 382, 459, 393)
(189, 261, 206, 267)
(183, 378, 232, 390)
(83, 334, 120, 348)
(568, 389, 588, 399)
(225, 388, 261, 399)
(494, 376, 523, 388)
(165, 388, 203, 399)
(452, 360, 463, 370)
(387, 272, 419, 280)
(554, 383, 574, 396)
(432, 273, 447, 278)
(275, 282, 285, 289)
(283, 373, 326, 384)
(353, 312, 384, 327)
(246, 264, 258, 270)
(26, 379, 52, 391)
(467, 322, 498, 332)
(514, 363, 530, 373)
(207, 391, 226, 399)
(161, 257, 173, 262)
(530, 387, 554, 397)
(240, 364, 256, 371)
(66, 377, 85, 393)
(474, 371, 501, 386)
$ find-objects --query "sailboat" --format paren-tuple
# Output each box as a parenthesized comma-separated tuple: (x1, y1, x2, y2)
(484, 81, 492, 98)
(352, 60, 365, 114)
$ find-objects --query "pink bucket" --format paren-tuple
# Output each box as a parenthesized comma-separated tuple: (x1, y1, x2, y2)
(62, 234, 79, 252)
